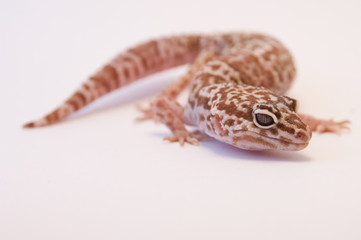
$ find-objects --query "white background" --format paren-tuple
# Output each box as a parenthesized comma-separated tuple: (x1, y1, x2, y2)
(1, 0, 361, 239)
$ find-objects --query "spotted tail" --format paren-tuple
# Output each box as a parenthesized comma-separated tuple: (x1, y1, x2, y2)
(23, 35, 201, 128)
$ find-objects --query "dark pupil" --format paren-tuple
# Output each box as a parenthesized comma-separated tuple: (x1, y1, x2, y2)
(255, 114, 274, 126)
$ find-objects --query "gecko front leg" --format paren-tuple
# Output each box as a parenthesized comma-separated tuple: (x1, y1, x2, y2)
(136, 51, 217, 145)
(298, 113, 350, 134)
(136, 92, 199, 145)
(146, 96, 199, 145)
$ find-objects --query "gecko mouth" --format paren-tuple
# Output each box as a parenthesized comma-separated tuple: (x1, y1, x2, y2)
(228, 130, 309, 151)
(262, 134, 309, 151)
(250, 131, 310, 151)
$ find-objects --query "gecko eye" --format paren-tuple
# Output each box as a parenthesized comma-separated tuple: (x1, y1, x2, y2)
(256, 114, 274, 126)
(253, 109, 278, 129)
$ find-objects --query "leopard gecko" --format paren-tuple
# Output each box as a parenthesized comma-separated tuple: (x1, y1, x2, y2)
(24, 33, 349, 151)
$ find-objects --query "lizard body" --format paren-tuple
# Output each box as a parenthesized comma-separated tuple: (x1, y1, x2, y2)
(24, 33, 349, 151)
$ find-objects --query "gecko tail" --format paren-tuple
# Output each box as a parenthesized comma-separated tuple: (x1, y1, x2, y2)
(23, 64, 120, 128)
(23, 35, 202, 128)
(23, 118, 56, 128)
(23, 86, 91, 128)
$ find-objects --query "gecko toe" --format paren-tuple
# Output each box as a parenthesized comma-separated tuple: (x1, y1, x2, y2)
(135, 104, 154, 122)
(163, 132, 199, 146)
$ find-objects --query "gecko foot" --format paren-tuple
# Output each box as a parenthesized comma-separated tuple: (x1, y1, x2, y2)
(313, 119, 351, 134)
(163, 130, 199, 146)
(191, 130, 209, 141)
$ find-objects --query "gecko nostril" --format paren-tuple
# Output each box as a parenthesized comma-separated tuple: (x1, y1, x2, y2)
(296, 131, 307, 141)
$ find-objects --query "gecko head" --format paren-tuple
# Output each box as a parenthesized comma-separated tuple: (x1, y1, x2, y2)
(211, 85, 312, 151)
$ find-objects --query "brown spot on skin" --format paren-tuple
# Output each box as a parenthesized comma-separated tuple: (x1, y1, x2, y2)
(211, 64, 221, 71)
(206, 85, 218, 93)
(82, 83, 90, 91)
(232, 136, 242, 142)
(274, 111, 281, 119)
(90, 76, 109, 92)
(229, 95, 240, 101)
(210, 94, 219, 103)
(277, 123, 295, 135)
(270, 128, 279, 136)
(73, 92, 86, 106)
(280, 136, 292, 146)
(139, 56, 148, 70)
(257, 104, 281, 119)
(123, 67, 130, 79)
(258, 105, 274, 113)
(231, 77, 243, 85)
(224, 118, 235, 127)
(235, 110, 252, 122)
(285, 114, 306, 129)
(245, 88, 255, 93)
(90, 64, 120, 93)
(287, 71, 293, 81)
(120, 55, 140, 77)
(188, 99, 195, 109)
(196, 95, 211, 110)
(216, 100, 252, 122)
(156, 112, 164, 118)
(167, 89, 177, 99)
(66, 99, 80, 111)
(232, 129, 243, 134)
(184, 35, 201, 53)
(155, 99, 166, 109)
(223, 69, 230, 75)
(127, 41, 160, 71)
(45, 110, 60, 124)
(104, 65, 120, 87)
(23, 122, 35, 128)
(245, 94, 258, 104)
(259, 129, 268, 136)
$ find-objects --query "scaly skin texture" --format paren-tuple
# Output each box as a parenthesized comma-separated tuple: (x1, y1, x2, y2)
(24, 33, 350, 151)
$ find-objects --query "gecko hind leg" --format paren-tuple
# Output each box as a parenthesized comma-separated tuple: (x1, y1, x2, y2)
(298, 113, 351, 134)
